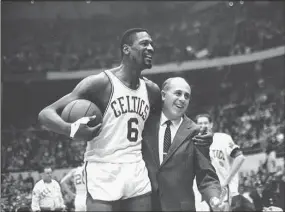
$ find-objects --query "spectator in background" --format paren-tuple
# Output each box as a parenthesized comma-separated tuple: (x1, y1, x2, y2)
(249, 180, 266, 211)
(264, 140, 278, 175)
(24, 173, 35, 189)
(31, 166, 66, 212)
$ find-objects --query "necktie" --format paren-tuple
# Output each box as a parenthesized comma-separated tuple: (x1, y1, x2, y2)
(163, 120, 172, 160)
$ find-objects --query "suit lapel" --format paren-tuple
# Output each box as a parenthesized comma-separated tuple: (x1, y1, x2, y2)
(159, 116, 197, 168)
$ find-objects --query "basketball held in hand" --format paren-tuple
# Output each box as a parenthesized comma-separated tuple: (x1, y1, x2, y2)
(61, 99, 102, 127)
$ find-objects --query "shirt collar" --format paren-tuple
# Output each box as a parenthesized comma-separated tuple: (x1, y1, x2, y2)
(160, 112, 183, 127)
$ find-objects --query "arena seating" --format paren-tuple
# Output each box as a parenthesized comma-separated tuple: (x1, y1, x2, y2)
(2, 1, 284, 73)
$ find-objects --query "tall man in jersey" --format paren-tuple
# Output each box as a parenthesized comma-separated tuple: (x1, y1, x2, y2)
(195, 113, 246, 211)
(39, 28, 161, 211)
(142, 77, 224, 211)
(60, 165, 86, 211)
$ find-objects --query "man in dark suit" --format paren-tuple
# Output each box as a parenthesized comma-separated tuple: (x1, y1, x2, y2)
(142, 77, 223, 211)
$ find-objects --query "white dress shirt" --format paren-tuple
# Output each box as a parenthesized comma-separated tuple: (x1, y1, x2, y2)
(31, 179, 65, 211)
(158, 112, 183, 164)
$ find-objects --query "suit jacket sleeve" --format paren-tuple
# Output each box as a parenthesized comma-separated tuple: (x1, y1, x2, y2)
(194, 144, 221, 204)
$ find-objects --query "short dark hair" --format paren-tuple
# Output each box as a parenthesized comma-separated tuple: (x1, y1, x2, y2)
(37, 165, 52, 173)
(120, 28, 149, 57)
(195, 113, 212, 123)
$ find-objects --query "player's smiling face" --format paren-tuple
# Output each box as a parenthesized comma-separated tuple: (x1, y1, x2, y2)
(197, 117, 212, 131)
(162, 78, 191, 121)
(129, 31, 154, 69)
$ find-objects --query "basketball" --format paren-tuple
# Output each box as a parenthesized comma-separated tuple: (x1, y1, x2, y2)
(61, 99, 102, 127)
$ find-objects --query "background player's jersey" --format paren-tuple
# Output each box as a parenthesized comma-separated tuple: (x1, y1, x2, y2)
(210, 132, 240, 197)
(84, 70, 150, 163)
(73, 166, 85, 196)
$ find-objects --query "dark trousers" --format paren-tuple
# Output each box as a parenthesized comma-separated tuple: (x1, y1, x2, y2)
(231, 195, 255, 211)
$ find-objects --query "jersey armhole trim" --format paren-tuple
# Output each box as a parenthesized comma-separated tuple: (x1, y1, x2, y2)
(143, 79, 151, 111)
(102, 71, 114, 119)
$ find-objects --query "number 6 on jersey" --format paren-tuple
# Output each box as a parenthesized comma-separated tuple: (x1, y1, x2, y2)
(127, 118, 139, 142)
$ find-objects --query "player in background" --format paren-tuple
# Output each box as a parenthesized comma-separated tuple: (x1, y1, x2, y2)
(31, 166, 66, 212)
(60, 165, 86, 211)
(194, 113, 246, 211)
(38, 28, 161, 211)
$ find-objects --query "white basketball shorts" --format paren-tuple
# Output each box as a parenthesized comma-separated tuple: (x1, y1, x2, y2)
(84, 160, 151, 201)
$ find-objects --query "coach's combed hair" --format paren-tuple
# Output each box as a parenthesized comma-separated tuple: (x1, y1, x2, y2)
(161, 78, 172, 91)
(195, 113, 212, 123)
(161, 77, 190, 91)
(120, 28, 149, 57)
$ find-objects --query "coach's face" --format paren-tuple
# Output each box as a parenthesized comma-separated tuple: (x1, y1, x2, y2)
(197, 117, 213, 131)
(129, 32, 154, 69)
(162, 78, 190, 121)
(42, 168, 52, 182)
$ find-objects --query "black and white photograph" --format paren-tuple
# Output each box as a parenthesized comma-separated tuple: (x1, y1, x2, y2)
(1, 1, 284, 211)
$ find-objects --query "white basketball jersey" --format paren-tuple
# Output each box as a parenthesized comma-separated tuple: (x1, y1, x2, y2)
(210, 133, 240, 196)
(73, 166, 86, 196)
(84, 70, 150, 163)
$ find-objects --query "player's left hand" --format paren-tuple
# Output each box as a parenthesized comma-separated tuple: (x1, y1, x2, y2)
(210, 197, 227, 211)
(193, 127, 213, 147)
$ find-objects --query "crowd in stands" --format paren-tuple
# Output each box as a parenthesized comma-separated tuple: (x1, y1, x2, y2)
(212, 62, 285, 151)
(238, 164, 285, 211)
(1, 173, 33, 212)
(2, 1, 284, 73)
(1, 131, 84, 172)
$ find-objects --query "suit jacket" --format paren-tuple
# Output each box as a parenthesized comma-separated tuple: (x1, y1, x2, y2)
(142, 114, 221, 211)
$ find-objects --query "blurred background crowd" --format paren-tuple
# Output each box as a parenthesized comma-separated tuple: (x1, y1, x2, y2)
(1, 1, 284, 211)
(2, 1, 284, 73)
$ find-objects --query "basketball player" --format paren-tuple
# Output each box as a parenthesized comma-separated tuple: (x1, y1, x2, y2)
(194, 113, 246, 211)
(31, 166, 66, 212)
(39, 28, 161, 211)
(60, 165, 86, 211)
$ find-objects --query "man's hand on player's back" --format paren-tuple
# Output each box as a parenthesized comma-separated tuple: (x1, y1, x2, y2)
(193, 126, 213, 147)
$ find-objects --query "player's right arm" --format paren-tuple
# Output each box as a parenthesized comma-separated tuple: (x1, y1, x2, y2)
(38, 73, 106, 140)
(31, 184, 41, 212)
(60, 169, 76, 198)
(222, 135, 245, 188)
